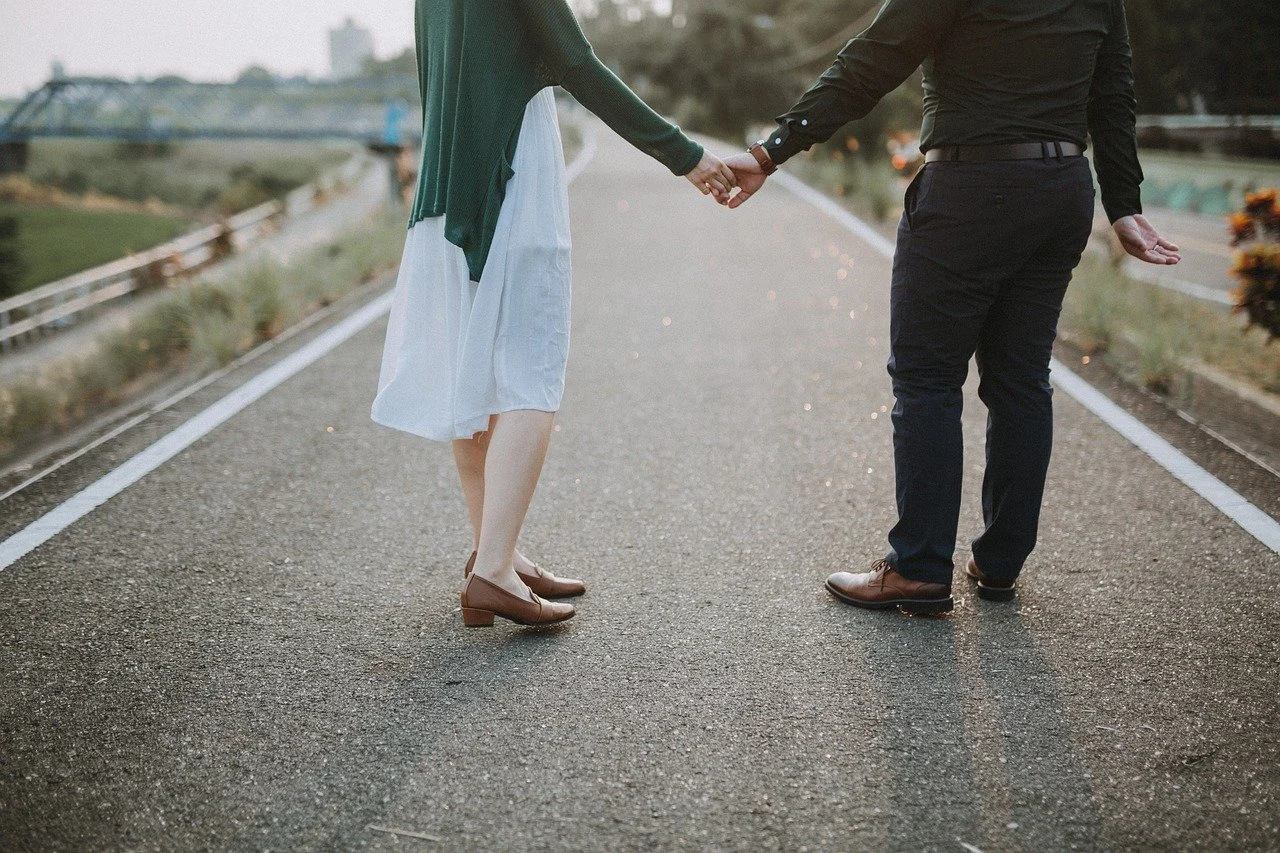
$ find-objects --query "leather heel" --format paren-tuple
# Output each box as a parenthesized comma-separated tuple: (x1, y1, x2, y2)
(460, 575, 575, 627)
(461, 607, 495, 627)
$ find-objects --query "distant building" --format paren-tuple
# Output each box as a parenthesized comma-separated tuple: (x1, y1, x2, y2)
(329, 18, 375, 79)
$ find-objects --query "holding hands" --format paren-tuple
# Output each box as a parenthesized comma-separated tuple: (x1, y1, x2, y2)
(684, 151, 738, 204)
(683, 148, 771, 209)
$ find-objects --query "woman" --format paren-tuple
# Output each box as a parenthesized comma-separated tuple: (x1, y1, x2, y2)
(371, 0, 734, 627)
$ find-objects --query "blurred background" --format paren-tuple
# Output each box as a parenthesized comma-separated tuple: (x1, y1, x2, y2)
(0, 0, 1278, 477)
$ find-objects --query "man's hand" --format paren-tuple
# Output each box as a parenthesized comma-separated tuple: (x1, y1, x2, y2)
(684, 152, 737, 205)
(1112, 214, 1182, 265)
(723, 153, 768, 210)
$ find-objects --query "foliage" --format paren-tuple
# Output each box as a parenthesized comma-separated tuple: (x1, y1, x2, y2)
(362, 48, 418, 81)
(25, 139, 350, 211)
(587, 6, 799, 140)
(583, 0, 1280, 150)
(1061, 254, 1280, 396)
(0, 215, 25, 300)
(789, 149, 899, 222)
(1126, 0, 1280, 114)
(0, 209, 407, 460)
(0, 203, 189, 294)
(1229, 189, 1280, 340)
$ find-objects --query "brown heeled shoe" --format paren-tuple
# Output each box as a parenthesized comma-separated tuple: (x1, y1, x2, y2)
(464, 551, 586, 599)
(460, 573, 576, 628)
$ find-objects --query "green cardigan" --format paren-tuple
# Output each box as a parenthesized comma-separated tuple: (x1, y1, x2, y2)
(411, 0, 705, 280)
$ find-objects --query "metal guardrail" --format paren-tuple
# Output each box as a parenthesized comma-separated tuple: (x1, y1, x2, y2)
(0, 153, 367, 352)
(1135, 115, 1280, 131)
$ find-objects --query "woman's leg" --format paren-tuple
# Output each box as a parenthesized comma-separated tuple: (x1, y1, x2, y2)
(471, 410, 555, 595)
(452, 415, 498, 550)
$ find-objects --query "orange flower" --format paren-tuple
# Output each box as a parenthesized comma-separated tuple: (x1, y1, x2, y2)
(1245, 188, 1278, 214)
(1228, 211, 1255, 243)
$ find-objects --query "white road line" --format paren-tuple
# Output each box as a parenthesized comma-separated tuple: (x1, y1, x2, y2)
(1121, 261, 1235, 305)
(773, 172, 898, 259)
(774, 171, 1280, 555)
(0, 294, 391, 571)
(1049, 363, 1280, 552)
(0, 126, 599, 573)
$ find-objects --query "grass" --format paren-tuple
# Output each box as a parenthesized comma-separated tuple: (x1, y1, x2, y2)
(0, 207, 408, 462)
(0, 202, 191, 293)
(789, 152, 902, 223)
(25, 139, 353, 213)
(1060, 253, 1280, 397)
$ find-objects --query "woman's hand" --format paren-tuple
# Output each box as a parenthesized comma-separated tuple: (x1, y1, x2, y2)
(684, 152, 737, 205)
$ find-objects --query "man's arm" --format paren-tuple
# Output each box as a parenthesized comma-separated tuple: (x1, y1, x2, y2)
(763, 0, 961, 167)
(1088, 0, 1180, 264)
(1087, 0, 1143, 223)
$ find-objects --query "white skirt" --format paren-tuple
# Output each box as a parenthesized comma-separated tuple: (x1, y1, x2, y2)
(371, 87, 572, 442)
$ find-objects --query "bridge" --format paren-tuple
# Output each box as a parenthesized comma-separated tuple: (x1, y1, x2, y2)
(0, 76, 424, 172)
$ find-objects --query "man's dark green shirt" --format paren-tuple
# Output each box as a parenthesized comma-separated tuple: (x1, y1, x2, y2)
(765, 0, 1143, 222)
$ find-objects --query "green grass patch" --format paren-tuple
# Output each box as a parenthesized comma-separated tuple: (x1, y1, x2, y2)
(0, 207, 407, 462)
(1061, 254, 1280, 396)
(0, 202, 191, 293)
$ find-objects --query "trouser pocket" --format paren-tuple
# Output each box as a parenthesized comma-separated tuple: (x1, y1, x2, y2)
(903, 167, 925, 231)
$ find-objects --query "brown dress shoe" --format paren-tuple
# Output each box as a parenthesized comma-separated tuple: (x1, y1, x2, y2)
(464, 551, 586, 599)
(459, 573, 576, 627)
(965, 556, 1016, 602)
(825, 559, 953, 615)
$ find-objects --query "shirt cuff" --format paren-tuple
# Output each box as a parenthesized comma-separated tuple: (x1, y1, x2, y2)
(762, 124, 810, 167)
(1102, 195, 1142, 224)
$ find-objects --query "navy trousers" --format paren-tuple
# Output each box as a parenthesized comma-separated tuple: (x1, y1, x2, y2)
(884, 155, 1096, 586)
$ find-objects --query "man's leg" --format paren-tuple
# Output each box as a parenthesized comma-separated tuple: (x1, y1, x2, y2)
(971, 198, 1092, 579)
(885, 214, 997, 585)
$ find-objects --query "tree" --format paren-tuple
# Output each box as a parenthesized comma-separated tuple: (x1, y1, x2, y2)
(0, 216, 26, 300)
(361, 48, 417, 81)
(235, 65, 278, 88)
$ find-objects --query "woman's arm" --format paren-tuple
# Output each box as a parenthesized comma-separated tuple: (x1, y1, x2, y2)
(512, 0, 732, 196)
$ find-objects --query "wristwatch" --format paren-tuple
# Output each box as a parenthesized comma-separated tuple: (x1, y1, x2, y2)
(748, 141, 778, 176)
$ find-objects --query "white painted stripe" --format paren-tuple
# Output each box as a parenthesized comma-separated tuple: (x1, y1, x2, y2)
(775, 172, 1280, 555)
(1122, 261, 1235, 305)
(0, 293, 391, 571)
(773, 171, 898, 259)
(1048, 359, 1280, 552)
(0, 125, 600, 572)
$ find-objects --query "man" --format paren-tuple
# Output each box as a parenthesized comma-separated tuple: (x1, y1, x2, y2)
(725, 0, 1180, 614)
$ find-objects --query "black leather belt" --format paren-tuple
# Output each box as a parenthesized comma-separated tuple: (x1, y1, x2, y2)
(924, 141, 1084, 163)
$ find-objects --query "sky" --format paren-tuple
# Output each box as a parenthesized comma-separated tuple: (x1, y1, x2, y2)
(0, 0, 418, 98)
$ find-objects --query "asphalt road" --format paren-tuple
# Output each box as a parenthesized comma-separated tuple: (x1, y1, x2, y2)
(1089, 205, 1240, 305)
(1, 124, 1278, 851)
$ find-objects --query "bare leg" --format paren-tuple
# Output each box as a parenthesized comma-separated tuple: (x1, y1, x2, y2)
(452, 415, 497, 550)
(471, 410, 555, 596)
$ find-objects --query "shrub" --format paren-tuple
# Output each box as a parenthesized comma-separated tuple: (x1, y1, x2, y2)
(0, 215, 25, 299)
(1229, 188, 1280, 341)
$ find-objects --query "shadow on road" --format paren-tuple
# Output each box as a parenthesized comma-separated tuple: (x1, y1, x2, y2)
(856, 612, 981, 850)
(974, 602, 1106, 850)
(849, 598, 1107, 851)
(221, 615, 579, 848)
